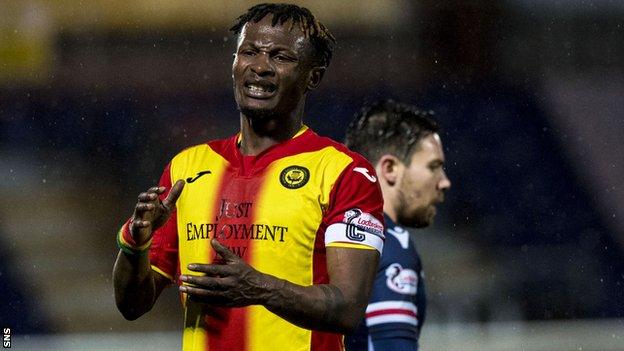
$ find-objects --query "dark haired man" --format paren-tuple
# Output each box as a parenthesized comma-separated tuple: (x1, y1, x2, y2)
(113, 3, 384, 351)
(343, 100, 451, 350)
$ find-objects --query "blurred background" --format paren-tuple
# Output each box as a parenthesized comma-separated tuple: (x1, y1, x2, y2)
(0, 0, 623, 350)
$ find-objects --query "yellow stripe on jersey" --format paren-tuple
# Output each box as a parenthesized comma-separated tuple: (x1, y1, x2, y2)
(183, 303, 209, 351)
(247, 147, 353, 350)
(170, 144, 229, 273)
(170, 143, 230, 350)
(151, 265, 174, 281)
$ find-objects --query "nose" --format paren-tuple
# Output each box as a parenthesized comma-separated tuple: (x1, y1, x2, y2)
(251, 52, 275, 77)
(438, 171, 451, 191)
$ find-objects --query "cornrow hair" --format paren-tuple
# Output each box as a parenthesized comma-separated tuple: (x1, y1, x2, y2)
(230, 3, 336, 67)
(345, 99, 439, 165)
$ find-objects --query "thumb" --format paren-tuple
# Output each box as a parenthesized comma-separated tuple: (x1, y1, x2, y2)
(162, 179, 185, 211)
(211, 239, 238, 262)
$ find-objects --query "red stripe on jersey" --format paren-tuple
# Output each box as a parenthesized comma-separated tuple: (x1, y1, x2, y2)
(206, 162, 251, 351)
(322, 157, 384, 230)
(366, 309, 418, 318)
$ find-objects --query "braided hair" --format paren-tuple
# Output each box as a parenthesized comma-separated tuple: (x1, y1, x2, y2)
(230, 3, 336, 68)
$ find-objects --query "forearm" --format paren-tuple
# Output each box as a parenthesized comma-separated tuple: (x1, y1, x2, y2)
(263, 277, 366, 334)
(113, 251, 157, 320)
(180, 243, 378, 332)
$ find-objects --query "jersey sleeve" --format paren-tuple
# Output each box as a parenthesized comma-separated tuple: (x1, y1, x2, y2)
(369, 337, 419, 351)
(323, 155, 385, 253)
(364, 241, 424, 346)
(147, 162, 179, 282)
(365, 299, 419, 342)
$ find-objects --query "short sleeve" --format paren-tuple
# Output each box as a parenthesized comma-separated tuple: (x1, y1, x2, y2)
(148, 162, 179, 282)
(323, 155, 385, 253)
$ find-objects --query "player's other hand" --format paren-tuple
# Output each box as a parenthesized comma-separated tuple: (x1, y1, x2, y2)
(130, 179, 185, 245)
(179, 239, 273, 307)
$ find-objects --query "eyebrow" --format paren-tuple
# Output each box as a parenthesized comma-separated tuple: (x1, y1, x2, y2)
(241, 40, 297, 52)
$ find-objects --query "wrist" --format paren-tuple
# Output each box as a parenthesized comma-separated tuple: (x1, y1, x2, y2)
(261, 275, 287, 308)
(126, 219, 152, 247)
(117, 220, 152, 256)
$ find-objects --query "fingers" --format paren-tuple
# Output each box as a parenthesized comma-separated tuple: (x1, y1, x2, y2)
(137, 191, 157, 203)
(134, 202, 155, 215)
(132, 219, 151, 228)
(162, 180, 185, 211)
(179, 285, 229, 302)
(186, 263, 234, 276)
(179, 281, 238, 307)
(133, 187, 162, 220)
(130, 185, 166, 242)
(140, 186, 165, 198)
(210, 239, 239, 262)
(180, 274, 230, 290)
(136, 186, 164, 207)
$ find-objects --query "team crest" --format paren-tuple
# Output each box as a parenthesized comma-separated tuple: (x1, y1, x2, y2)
(385, 263, 418, 295)
(279, 166, 310, 189)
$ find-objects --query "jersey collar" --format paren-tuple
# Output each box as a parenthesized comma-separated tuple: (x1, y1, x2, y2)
(235, 124, 308, 146)
(384, 213, 411, 248)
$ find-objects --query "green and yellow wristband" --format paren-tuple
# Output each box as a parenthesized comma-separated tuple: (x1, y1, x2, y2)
(116, 220, 152, 257)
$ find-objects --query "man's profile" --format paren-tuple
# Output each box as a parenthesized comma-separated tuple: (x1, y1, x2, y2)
(344, 100, 451, 350)
(113, 4, 385, 351)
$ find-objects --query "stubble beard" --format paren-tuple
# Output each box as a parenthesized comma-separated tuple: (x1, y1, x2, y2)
(396, 191, 432, 229)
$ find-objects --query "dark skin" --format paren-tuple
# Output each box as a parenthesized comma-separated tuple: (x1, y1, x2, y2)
(233, 16, 325, 154)
(113, 181, 184, 320)
(113, 16, 379, 333)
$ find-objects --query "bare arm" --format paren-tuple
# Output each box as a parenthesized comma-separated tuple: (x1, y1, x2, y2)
(179, 239, 378, 333)
(113, 251, 171, 320)
(264, 246, 379, 332)
(113, 180, 185, 320)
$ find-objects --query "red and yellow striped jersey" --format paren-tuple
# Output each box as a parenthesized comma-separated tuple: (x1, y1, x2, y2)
(147, 126, 384, 351)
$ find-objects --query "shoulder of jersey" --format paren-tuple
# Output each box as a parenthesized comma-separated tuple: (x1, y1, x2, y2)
(169, 131, 372, 169)
(307, 131, 373, 168)
(170, 136, 234, 160)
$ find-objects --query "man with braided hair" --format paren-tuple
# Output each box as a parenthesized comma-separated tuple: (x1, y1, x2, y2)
(343, 100, 451, 350)
(113, 3, 384, 351)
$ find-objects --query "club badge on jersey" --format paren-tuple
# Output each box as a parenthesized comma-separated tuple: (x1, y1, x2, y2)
(385, 263, 418, 295)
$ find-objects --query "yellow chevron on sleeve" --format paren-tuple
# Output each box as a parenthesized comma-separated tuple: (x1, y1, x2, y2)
(327, 242, 377, 250)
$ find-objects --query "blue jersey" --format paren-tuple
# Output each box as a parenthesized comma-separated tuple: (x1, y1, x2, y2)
(345, 214, 426, 351)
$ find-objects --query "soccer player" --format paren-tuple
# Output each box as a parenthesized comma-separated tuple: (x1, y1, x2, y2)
(113, 4, 385, 351)
(343, 100, 451, 350)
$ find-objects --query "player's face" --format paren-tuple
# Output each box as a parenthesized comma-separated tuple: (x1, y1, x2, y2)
(232, 16, 314, 118)
(396, 133, 451, 228)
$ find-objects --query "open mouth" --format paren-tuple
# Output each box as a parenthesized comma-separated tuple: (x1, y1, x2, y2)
(244, 81, 277, 99)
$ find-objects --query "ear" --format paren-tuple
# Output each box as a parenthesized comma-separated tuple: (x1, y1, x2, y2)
(377, 154, 401, 186)
(306, 66, 326, 91)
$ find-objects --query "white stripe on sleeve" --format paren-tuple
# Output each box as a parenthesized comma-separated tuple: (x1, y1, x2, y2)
(325, 223, 384, 253)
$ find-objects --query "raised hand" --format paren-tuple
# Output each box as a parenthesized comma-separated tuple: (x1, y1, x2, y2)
(130, 179, 185, 246)
(179, 239, 276, 307)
